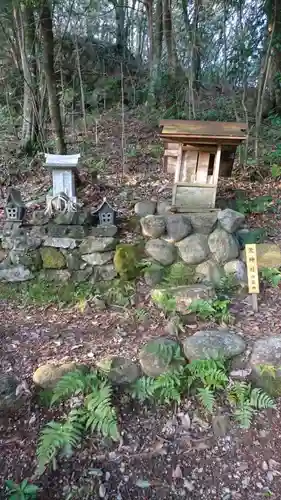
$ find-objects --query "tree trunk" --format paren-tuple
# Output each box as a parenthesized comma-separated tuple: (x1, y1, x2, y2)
(145, 0, 163, 105)
(267, 0, 281, 113)
(191, 0, 201, 90)
(39, 1, 66, 154)
(163, 0, 177, 72)
(13, 4, 38, 152)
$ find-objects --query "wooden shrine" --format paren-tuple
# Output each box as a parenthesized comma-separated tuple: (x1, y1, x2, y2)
(159, 120, 247, 212)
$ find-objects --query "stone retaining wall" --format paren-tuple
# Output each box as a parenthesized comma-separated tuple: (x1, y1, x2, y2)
(0, 210, 118, 283)
(135, 201, 247, 283)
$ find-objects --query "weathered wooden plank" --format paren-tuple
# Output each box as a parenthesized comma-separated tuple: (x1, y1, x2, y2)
(174, 185, 216, 209)
(196, 152, 209, 183)
(159, 134, 243, 145)
(183, 150, 198, 182)
(160, 120, 247, 138)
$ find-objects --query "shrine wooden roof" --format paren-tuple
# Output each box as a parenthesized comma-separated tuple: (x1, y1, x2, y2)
(159, 120, 247, 142)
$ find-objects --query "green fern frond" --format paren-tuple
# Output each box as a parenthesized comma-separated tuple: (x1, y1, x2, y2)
(85, 382, 119, 441)
(197, 386, 215, 413)
(234, 402, 254, 429)
(36, 412, 84, 476)
(249, 388, 276, 410)
(153, 371, 182, 404)
(51, 370, 99, 406)
(186, 358, 228, 390)
(130, 376, 156, 401)
(227, 381, 250, 406)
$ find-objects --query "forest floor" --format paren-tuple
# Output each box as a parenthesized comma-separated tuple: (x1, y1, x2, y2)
(2, 111, 281, 499)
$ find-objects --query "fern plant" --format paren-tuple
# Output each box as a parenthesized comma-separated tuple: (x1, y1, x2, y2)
(215, 274, 239, 298)
(131, 369, 183, 404)
(36, 370, 119, 476)
(260, 267, 281, 287)
(227, 381, 276, 429)
(5, 479, 39, 500)
(185, 358, 228, 413)
(188, 298, 233, 324)
(151, 289, 177, 316)
(163, 262, 197, 286)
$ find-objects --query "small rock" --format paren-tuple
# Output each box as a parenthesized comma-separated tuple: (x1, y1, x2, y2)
(134, 200, 156, 217)
(79, 236, 116, 254)
(185, 212, 218, 235)
(224, 260, 247, 281)
(212, 415, 230, 437)
(262, 461, 269, 472)
(40, 269, 71, 282)
(139, 338, 184, 377)
(172, 465, 183, 479)
(0, 373, 25, 412)
(93, 297, 106, 310)
(90, 225, 118, 238)
(82, 251, 114, 266)
(166, 214, 192, 243)
(208, 228, 239, 264)
(196, 259, 223, 284)
(0, 265, 32, 282)
(183, 329, 246, 360)
(218, 208, 245, 233)
(99, 484, 106, 498)
(43, 237, 77, 249)
(152, 284, 215, 314)
(157, 200, 172, 215)
(97, 356, 140, 385)
(250, 336, 281, 396)
(40, 247, 66, 269)
(177, 234, 209, 265)
(144, 265, 164, 286)
(31, 210, 49, 225)
(33, 362, 77, 389)
(145, 238, 176, 266)
(140, 215, 166, 238)
(94, 264, 117, 281)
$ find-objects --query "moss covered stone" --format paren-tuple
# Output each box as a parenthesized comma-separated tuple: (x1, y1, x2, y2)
(114, 243, 141, 280)
(40, 247, 66, 269)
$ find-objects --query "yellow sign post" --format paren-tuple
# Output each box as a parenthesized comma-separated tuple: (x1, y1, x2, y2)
(245, 243, 259, 312)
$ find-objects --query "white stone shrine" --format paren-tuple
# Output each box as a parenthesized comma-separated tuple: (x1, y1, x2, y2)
(44, 154, 80, 214)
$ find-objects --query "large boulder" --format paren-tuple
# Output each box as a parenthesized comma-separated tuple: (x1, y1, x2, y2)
(145, 239, 176, 265)
(134, 200, 156, 217)
(79, 236, 116, 254)
(224, 260, 247, 281)
(40, 247, 66, 269)
(241, 243, 281, 269)
(151, 284, 215, 313)
(97, 356, 140, 385)
(183, 329, 246, 361)
(0, 265, 32, 282)
(165, 215, 192, 243)
(65, 250, 82, 270)
(139, 338, 185, 377)
(82, 251, 114, 266)
(0, 373, 25, 412)
(218, 208, 245, 233)
(208, 228, 239, 264)
(249, 336, 281, 396)
(196, 259, 223, 284)
(33, 362, 77, 389)
(140, 215, 166, 238)
(177, 234, 209, 265)
(185, 212, 218, 235)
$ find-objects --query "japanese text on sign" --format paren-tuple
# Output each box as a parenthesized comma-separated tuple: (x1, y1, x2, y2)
(245, 244, 260, 294)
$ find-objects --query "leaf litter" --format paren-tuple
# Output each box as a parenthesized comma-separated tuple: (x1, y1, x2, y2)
(1, 114, 281, 498)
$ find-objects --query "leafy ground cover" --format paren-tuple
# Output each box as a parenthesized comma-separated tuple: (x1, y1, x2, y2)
(2, 112, 281, 499)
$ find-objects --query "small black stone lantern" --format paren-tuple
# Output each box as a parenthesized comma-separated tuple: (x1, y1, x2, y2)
(92, 197, 117, 226)
(4, 188, 25, 221)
